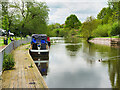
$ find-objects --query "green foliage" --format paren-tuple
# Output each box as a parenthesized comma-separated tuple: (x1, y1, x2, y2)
(47, 23, 68, 37)
(65, 14, 82, 29)
(81, 16, 101, 39)
(2, 15, 9, 31)
(3, 53, 15, 71)
(97, 1, 120, 24)
(97, 7, 112, 24)
(2, 0, 49, 36)
(23, 2, 49, 35)
(59, 28, 66, 37)
(1, 1, 8, 16)
(82, 1, 120, 39)
(108, 11, 119, 24)
(109, 22, 120, 36)
(92, 24, 112, 37)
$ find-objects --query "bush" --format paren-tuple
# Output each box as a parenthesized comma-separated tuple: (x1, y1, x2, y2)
(59, 28, 65, 37)
(92, 24, 112, 37)
(3, 53, 15, 71)
(108, 22, 120, 36)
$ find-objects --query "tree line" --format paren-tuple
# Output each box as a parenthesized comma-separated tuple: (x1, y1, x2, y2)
(48, 0, 120, 40)
(0, 0, 120, 38)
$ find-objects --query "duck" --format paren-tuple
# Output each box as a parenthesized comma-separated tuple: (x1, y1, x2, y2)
(98, 58, 102, 62)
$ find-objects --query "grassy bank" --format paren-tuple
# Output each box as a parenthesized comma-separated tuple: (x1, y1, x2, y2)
(0, 37, 23, 46)
(95, 36, 120, 39)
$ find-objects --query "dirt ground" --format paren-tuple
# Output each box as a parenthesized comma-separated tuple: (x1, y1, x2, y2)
(1, 44, 48, 88)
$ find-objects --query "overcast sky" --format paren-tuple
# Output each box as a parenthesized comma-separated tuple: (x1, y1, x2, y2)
(8, 0, 108, 24)
(38, 0, 108, 24)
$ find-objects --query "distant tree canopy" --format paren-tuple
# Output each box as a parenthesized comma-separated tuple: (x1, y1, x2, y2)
(81, 16, 101, 39)
(97, 7, 112, 24)
(65, 14, 82, 29)
(97, 1, 120, 24)
(96, 0, 120, 37)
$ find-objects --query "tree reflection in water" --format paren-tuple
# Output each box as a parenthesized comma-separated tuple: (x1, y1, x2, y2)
(66, 37, 120, 88)
(65, 37, 82, 56)
(102, 59, 120, 88)
(66, 45, 82, 56)
(42, 37, 120, 88)
(88, 42, 120, 88)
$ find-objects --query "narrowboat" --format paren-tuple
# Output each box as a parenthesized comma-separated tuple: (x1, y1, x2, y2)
(29, 34, 50, 60)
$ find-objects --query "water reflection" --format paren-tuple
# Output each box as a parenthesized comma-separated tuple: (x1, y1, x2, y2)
(65, 36, 81, 43)
(34, 58, 49, 76)
(66, 45, 82, 56)
(65, 37, 82, 56)
(106, 59, 120, 88)
(30, 51, 49, 76)
(38, 61, 49, 76)
(88, 42, 120, 88)
(43, 37, 120, 88)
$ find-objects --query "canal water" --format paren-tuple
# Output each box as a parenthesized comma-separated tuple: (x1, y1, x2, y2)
(40, 37, 120, 88)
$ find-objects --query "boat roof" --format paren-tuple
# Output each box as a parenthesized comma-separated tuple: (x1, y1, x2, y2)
(32, 34, 47, 38)
(32, 34, 47, 37)
(31, 34, 47, 43)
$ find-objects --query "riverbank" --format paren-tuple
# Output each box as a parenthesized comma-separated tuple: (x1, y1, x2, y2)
(89, 38, 120, 47)
(1, 44, 48, 88)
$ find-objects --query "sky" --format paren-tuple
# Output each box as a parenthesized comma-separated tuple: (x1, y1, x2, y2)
(6, 0, 108, 24)
(39, 0, 108, 24)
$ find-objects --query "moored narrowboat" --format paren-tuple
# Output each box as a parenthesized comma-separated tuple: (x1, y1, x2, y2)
(29, 34, 50, 60)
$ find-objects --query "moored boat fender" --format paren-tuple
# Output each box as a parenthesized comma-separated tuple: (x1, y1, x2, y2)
(47, 37, 51, 48)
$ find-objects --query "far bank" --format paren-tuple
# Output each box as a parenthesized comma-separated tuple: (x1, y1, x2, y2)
(89, 37, 120, 47)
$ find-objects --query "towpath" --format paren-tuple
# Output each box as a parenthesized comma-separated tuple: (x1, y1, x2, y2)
(0, 46, 6, 51)
(1, 44, 48, 88)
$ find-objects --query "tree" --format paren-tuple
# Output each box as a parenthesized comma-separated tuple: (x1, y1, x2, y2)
(1, 0, 9, 29)
(92, 24, 112, 37)
(8, 0, 49, 36)
(109, 22, 120, 36)
(97, 7, 112, 24)
(2, 15, 9, 31)
(1, 1, 8, 17)
(65, 14, 82, 29)
(81, 16, 101, 40)
(54, 23, 61, 28)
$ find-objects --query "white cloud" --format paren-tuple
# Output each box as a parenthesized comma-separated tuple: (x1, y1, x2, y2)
(47, 1, 108, 24)
(38, 0, 108, 2)
(8, 0, 108, 24)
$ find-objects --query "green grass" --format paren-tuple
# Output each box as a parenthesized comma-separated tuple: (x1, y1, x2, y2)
(0, 37, 23, 46)
(0, 37, 5, 46)
(96, 36, 120, 38)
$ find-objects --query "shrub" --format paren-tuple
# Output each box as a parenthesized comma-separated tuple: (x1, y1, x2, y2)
(59, 28, 65, 37)
(108, 22, 120, 36)
(3, 53, 15, 71)
(92, 24, 112, 37)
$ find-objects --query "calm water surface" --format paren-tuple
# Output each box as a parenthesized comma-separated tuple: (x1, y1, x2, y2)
(42, 37, 120, 88)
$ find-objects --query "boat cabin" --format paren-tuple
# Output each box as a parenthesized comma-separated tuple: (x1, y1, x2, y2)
(29, 34, 49, 60)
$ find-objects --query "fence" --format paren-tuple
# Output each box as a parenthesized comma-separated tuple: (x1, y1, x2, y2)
(0, 37, 31, 75)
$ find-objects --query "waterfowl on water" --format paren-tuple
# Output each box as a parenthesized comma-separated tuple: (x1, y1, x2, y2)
(98, 58, 102, 62)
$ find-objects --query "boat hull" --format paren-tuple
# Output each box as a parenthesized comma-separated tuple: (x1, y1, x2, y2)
(29, 49, 49, 60)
